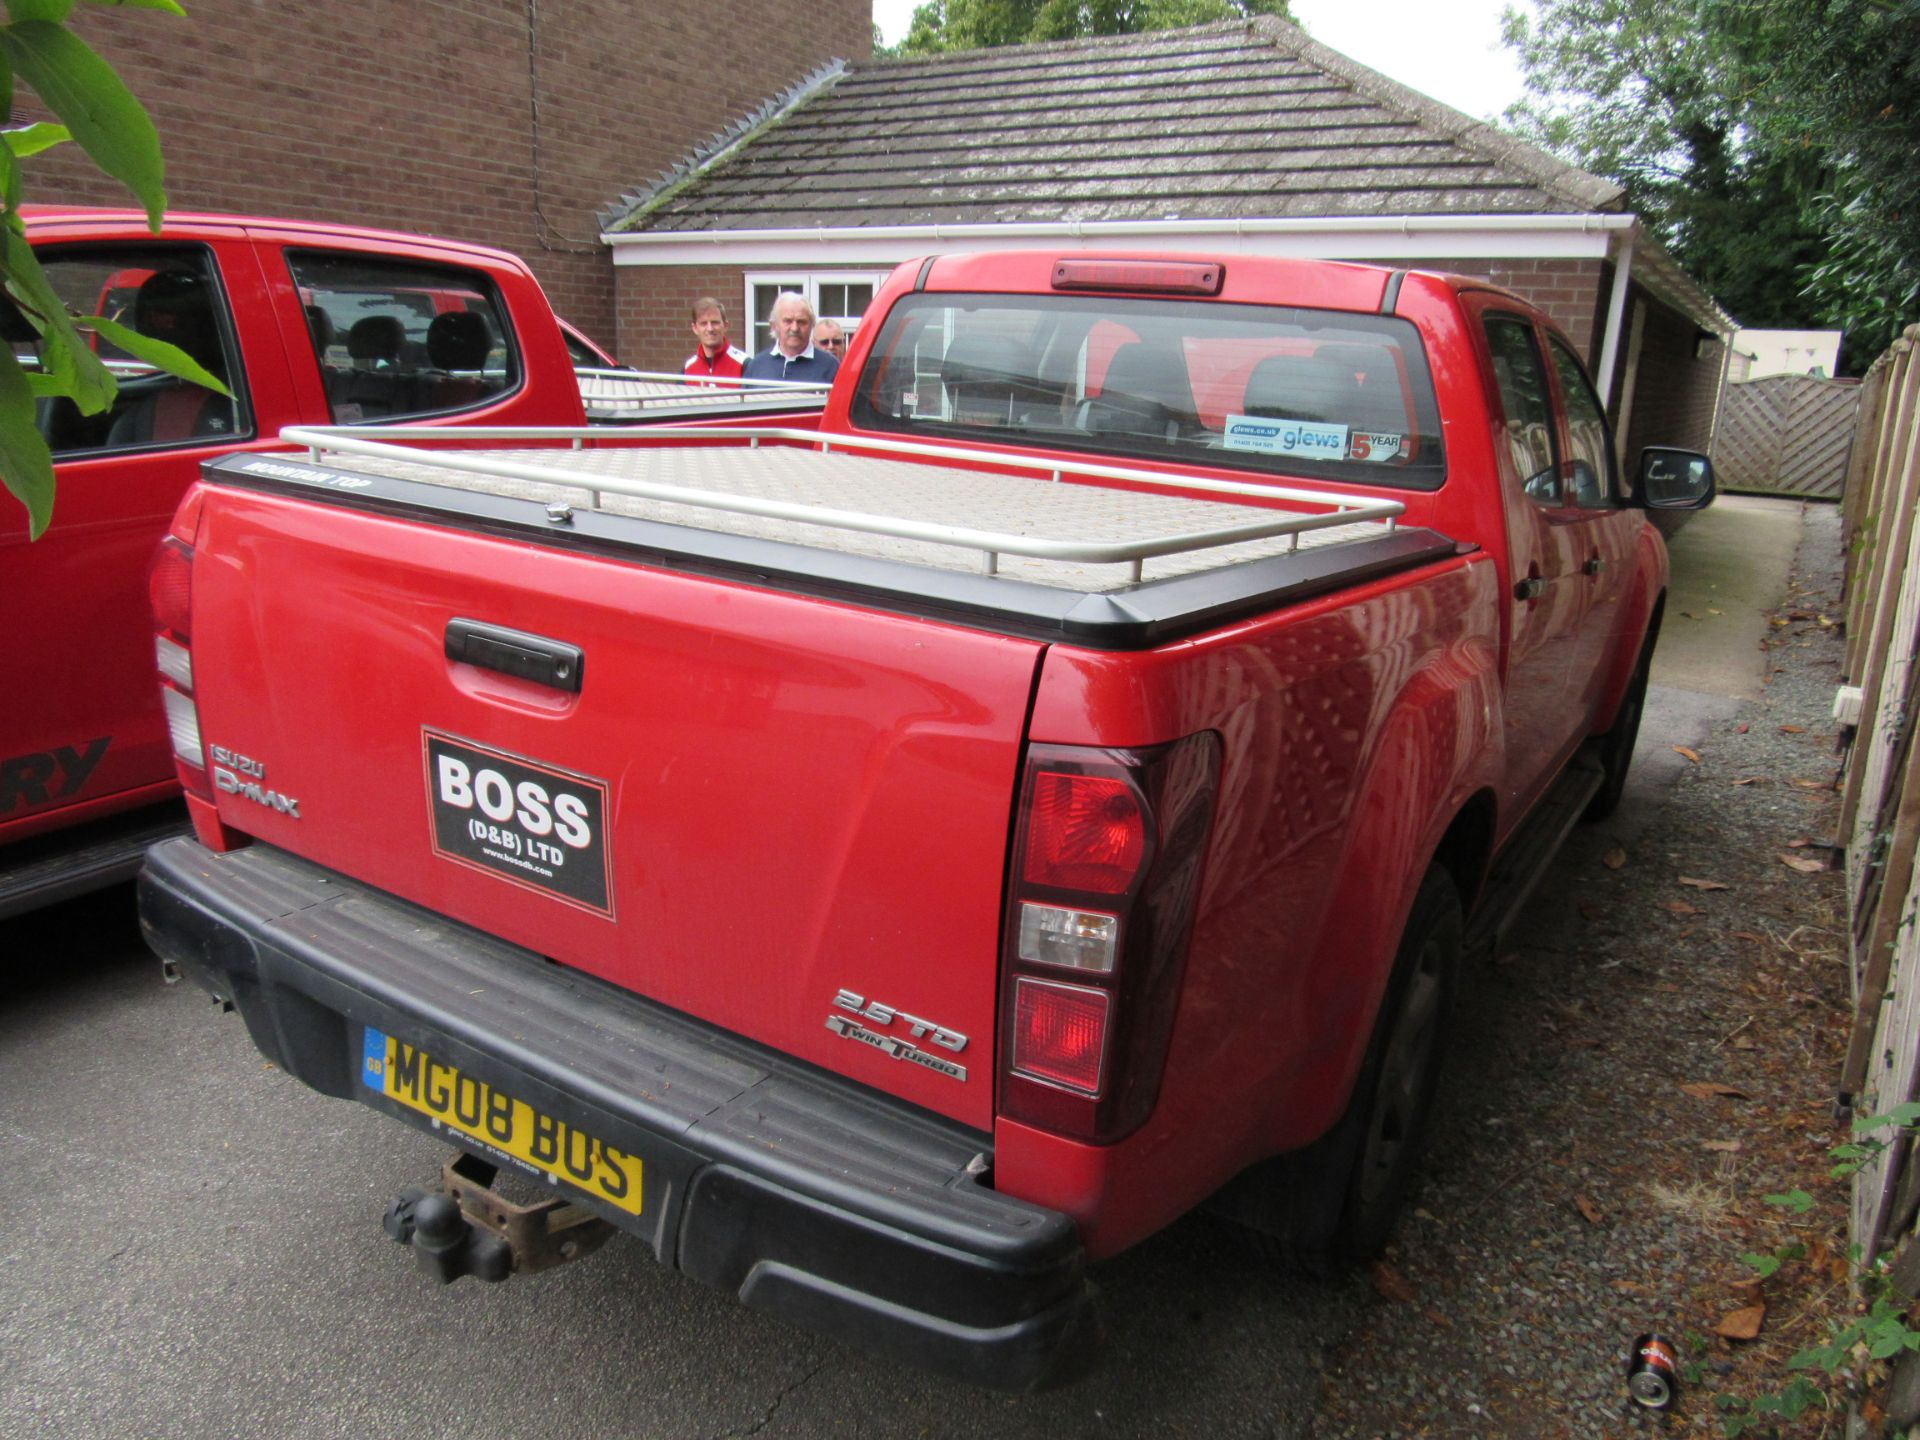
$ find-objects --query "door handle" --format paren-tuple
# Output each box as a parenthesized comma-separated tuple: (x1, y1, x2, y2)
(1584, 557, 1607, 577)
(445, 618, 584, 693)
(1514, 576, 1546, 601)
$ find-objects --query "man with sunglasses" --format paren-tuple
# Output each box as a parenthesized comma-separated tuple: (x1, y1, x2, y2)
(813, 319, 847, 358)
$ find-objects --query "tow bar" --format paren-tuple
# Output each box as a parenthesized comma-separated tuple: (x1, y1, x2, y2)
(382, 1152, 616, 1284)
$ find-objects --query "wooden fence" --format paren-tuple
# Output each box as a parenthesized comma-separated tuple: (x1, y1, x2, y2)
(1717, 374, 1863, 497)
(1838, 324, 1920, 1259)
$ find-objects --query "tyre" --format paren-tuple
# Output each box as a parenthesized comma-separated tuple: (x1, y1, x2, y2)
(1224, 866, 1464, 1270)
(1583, 632, 1655, 822)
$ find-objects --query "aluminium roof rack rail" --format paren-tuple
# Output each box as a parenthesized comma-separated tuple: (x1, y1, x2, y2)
(278, 423, 1404, 583)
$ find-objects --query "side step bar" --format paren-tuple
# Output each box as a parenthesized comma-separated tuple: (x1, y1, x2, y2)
(0, 801, 189, 921)
(1463, 758, 1604, 960)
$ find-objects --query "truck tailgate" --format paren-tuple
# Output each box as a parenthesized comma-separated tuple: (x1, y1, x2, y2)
(187, 485, 1044, 1129)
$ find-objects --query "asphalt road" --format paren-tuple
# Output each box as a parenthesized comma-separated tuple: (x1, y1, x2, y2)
(0, 497, 1809, 1440)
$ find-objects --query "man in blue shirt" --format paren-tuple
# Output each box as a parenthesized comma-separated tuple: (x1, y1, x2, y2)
(743, 293, 839, 384)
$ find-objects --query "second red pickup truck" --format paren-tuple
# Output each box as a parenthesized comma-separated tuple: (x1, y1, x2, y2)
(138, 250, 1714, 1389)
(1, 206, 826, 918)
(0, 207, 593, 917)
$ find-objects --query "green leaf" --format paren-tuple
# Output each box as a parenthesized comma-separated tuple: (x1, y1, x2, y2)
(1858, 1101, 1920, 1133)
(0, 343, 53, 535)
(1742, 1251, 1783, 1278)
(1871, 1330, 1907, 1359)
(0, 225, 113, 411)
(75, 313, 227, 395)
(0, 21, 164, 227)
(79, 0, 186, 11)
(2, 0, 71, 21)
(0, 132, 19, 212)
(1765, 1189, 1815, 1214)
(1, 118, 65, 156)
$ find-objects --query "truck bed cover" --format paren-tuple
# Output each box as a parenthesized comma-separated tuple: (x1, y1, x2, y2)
(211, 426, 1463, 648)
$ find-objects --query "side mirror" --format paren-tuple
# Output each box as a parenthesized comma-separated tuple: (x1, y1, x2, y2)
(1636, 447, 1715, 510)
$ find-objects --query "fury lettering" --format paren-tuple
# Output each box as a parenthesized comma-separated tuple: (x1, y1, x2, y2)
(0, 737, 110, 812)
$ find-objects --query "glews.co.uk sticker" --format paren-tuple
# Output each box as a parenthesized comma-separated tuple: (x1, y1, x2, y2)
(1222, 415, 1350, 459)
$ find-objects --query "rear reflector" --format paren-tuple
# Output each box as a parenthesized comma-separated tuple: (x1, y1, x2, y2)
(155, 634, 193, 691)
(1052, 259, 1223, 296)
(1012, 978, 1110, 1095)
(1021, 771, 1144, 894)
(162, 686, 205, 770)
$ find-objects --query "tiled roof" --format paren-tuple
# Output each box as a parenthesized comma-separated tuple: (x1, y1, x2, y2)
(607, 19, 1624, 234)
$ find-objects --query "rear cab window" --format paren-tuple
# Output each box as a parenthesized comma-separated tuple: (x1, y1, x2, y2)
(287, 252, 521, 422)
(846, 293, 1446, 490)
(16, 245, 250, 454)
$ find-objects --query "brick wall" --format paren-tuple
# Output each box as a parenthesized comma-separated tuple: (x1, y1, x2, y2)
(1622, 287, 1725, 458)
(1414, 256, 1610, 364)
(30, 0, 870, 345)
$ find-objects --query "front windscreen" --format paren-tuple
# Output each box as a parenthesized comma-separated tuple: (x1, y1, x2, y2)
(847, 292, 1445, 489)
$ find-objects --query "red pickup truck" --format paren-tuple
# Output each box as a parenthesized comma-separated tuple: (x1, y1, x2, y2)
(137, 251, 1713, 1389)
(0, 207, 598, 918)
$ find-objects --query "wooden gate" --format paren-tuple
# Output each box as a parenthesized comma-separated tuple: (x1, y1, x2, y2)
(1716, 374, 1863, 497)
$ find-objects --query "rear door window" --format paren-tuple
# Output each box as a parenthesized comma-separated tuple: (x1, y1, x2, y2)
(1482, 315, 1560, 506)
(287, 252, 519, 422)
(1547, 337, 1618, 507)
(15, 245, 250, 453)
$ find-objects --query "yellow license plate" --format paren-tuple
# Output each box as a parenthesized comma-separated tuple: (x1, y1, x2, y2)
(361, 1029, 643, 1215)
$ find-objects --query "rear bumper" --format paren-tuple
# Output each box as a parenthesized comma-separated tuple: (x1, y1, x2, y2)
(138, 836, 1095, 1391)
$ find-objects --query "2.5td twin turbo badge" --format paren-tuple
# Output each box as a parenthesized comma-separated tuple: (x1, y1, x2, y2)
(424, 730, 612, 916)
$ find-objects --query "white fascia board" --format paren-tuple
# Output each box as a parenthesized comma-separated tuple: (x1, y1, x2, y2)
(605, 214, 1632, 267)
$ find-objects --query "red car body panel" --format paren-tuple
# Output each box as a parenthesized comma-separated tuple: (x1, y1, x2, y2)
(184, 487, 1042, 1130)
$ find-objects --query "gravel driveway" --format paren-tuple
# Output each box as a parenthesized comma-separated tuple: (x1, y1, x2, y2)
(1312, 499, 1851, 1438)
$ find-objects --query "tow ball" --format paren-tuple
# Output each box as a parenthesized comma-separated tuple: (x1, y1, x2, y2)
(382, 1152, 615, 1285)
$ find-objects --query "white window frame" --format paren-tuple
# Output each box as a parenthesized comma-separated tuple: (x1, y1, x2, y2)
(744, 271, 888, 356)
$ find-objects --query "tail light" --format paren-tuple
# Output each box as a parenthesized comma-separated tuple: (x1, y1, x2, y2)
(999, 732, 1221, 1143)
(149, 488, 210, 802)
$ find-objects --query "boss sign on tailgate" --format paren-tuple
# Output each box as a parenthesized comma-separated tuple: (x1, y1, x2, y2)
(426, 732, 611, 915)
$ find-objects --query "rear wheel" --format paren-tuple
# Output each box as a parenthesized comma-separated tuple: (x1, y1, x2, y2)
(1226, 866, 1463, 1270)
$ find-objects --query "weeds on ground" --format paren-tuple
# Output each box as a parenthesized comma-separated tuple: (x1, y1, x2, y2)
(1713, 1106, 1920, 1437)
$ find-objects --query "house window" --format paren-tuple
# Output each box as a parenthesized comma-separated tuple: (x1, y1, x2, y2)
(745, 272, 886, 356)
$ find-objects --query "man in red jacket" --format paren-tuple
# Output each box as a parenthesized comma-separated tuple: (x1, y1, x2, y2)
(684, 297, 747, 381)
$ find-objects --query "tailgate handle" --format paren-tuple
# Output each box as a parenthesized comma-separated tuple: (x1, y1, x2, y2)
(445, 619, 584, 694)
